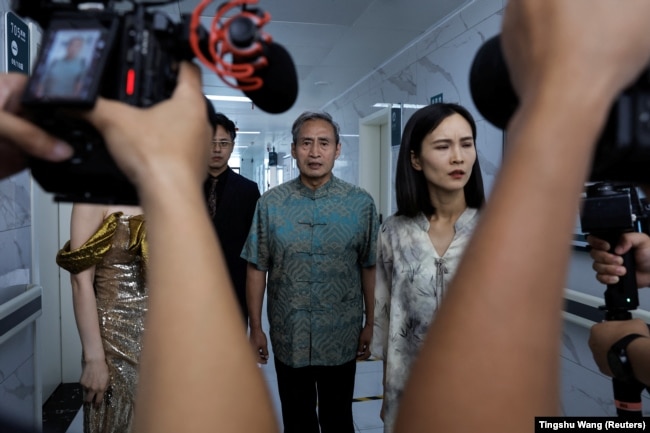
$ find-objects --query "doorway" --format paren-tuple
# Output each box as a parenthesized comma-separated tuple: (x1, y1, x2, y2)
(359, 108, 398, 223)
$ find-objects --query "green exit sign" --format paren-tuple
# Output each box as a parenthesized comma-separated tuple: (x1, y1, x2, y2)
(430, 93, 443, 104)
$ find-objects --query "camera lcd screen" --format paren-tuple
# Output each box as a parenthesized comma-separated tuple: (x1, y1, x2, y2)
(24, 25, 113, 107)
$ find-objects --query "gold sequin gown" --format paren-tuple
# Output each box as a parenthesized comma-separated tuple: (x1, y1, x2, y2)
(57, 212, 148, 433)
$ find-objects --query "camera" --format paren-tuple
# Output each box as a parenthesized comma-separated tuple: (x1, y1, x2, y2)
(581, 183, 649, 236)
(580, 184, 650, 417)
(13, 0, 297, 205)
(13, 0, 209, 204)
(591, 70, 650, 183)
(470, 35, 650, 184)
(580, 182, 650, 318)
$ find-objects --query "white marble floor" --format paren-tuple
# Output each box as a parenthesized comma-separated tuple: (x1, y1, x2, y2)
(66, 355, 385, 433)
(67, 293, 385, 433)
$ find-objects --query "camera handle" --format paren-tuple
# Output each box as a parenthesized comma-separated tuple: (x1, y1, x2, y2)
(596, 232, 645, 419)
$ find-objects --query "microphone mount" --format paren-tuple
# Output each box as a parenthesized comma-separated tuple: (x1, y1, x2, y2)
(189, 0, 272, 92)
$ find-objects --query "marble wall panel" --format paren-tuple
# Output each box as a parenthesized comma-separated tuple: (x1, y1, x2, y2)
(561, 320, 650, 416)
(0, 3, 37, 425)
(0, 324, 36, 427)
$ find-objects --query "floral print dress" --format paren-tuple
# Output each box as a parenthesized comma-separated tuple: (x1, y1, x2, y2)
(371, 208, 479, 433)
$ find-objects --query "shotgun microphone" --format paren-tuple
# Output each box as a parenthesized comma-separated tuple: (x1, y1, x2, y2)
(469, 35, 517, 130)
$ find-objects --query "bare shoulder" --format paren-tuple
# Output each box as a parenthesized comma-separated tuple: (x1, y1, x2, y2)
(70, 203, 110, 248)
(104, 205, 144, 217)
(71, 203, 107, 221)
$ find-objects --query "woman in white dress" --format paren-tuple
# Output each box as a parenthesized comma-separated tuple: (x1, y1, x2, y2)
(371, 103, 485, 433)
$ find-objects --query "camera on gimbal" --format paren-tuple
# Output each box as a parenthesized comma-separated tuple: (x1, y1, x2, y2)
(581, 183, 650, 318)
(470, 35, 650, 417)
(13, 0, 297, 204)
(580, 185, 650, 417)
(581, 183, 650, 236)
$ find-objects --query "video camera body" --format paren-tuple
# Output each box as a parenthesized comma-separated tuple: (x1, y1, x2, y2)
(580, 182, 650, 319)
(470, 36, 650, 184)
(13, 0, 297, 204)
(16, 0, 198, 107)
(14, 0, 207, 204)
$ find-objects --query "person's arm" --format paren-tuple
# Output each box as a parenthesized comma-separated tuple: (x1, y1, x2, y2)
(372, 229, 391, 420)
(356, 266, 375, 360)
(587, 232, 650, 287)
(589, 318, 650, 386)
(69, 203, 110, 406)
(395, 2, 650, 432)
(84, 63, 277, 433)
(626, 337, 650, 386)
(247, 264, 270, 364)
(0, 73, 72, 179)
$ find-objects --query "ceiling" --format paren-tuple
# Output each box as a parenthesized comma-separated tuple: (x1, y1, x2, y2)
(148, 0, 469, 152)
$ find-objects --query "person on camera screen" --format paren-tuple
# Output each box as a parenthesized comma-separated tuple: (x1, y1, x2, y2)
(36, 33, 91, 98)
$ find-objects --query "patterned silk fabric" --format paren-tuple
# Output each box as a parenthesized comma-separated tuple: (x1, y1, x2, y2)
(241, 176, 379, 368)
(371, 208, 479, 433)
(56, 212, 147, 433)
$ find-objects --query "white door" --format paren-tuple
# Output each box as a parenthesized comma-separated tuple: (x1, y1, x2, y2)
(359, 108, 396, 223)
(31, 183, 80, 403)
(31, 182, 63, 402)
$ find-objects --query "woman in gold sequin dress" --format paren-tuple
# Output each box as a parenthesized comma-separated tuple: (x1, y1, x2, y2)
(56, 203, 146, 433)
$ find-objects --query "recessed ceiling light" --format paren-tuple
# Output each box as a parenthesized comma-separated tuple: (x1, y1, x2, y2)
(206, 95, 252, 103)
(373, 103, 427, 109)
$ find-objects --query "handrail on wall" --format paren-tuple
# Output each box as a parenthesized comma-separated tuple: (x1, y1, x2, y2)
(0, 284, 42, 344)
(564, 288, 650, 329)
(0, 284, 43, 430)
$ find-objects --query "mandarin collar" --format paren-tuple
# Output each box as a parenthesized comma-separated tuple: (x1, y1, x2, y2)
(295, 176, 336, 199)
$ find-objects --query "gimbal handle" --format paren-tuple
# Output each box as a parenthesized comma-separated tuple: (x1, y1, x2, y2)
(597, 232, 644, 419)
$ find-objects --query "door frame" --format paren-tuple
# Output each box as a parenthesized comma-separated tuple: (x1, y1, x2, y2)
(359, 108, 393, 222)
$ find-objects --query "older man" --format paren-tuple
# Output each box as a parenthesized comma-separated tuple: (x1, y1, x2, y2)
(242, 111, 378, 433)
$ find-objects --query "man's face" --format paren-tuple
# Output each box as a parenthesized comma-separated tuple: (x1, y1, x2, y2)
(67, 38, 83, 58)
(291, 119, 341, 188)
(208, 125, 234, 176)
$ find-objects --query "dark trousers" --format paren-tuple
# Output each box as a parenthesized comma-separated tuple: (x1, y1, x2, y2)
(274, 358, 357, 433)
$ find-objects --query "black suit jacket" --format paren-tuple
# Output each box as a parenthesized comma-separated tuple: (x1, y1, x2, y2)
(204, 167, 260, 324)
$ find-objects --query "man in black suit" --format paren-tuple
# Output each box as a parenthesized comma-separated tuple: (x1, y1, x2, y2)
(204, 107, 260, 325)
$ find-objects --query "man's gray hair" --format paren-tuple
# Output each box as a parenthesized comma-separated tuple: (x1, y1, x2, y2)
(291, 111, 340, 145)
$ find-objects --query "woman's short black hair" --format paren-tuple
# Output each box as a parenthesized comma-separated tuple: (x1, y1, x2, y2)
(395, 102, 485, 217)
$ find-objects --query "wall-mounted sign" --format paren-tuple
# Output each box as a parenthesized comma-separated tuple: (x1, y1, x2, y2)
(391, 107, 401, 147)
(430, 93, 443, 104)
(5, 12, 30, 74)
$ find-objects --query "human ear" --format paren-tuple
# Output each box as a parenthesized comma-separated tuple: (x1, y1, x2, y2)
(410, 150, 422, 171)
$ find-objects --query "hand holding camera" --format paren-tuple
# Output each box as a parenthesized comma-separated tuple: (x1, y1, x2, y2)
(588, 231, 650, 288)
(12, 0, 298, 204)
(0, 73, 73, 179)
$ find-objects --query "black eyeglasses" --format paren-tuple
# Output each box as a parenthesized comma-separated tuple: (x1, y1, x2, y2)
(210, 140, 233, 149)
